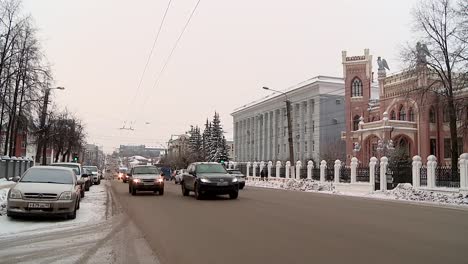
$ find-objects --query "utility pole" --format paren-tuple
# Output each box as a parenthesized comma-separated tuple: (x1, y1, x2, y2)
(262, 87, 294, 165)
(36, 87, 65, 165)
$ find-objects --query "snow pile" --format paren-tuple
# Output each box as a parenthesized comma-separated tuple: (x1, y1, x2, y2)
(247, 179, 334, 192)
(370, 183, 468, 206)
(0, 178, 15, 188)
(0, 188, 8, 216)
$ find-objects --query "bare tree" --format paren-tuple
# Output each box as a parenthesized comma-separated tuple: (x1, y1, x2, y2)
(404, 0, 468, 174)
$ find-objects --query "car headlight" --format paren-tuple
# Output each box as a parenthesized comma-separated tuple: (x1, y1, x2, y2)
(232, 177, 238, 182)
(9, 189, 22, 199)
(200, 178, 211, 183)
(133, 178, 141, 183)
(59, 191, 73, 200)
(156, 177, 164, 183)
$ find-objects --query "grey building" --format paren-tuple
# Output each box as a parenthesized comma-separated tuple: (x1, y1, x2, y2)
(231, 76, 345, 164)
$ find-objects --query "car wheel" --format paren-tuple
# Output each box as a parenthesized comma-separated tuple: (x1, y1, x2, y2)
(181, 182, 189, 196)
(131, 186, 137, 196)
(229, 191, 238, 199)
(239, 184, 244, 190)
(159, 189, 164, 196)
(194, 184, 203, 200)
(128, 184, 132, 193)
(68, 206, 77, 219)
(77, 199, 80, 210)
(81, 189, 85, 198)
(85, 182, 90, 191)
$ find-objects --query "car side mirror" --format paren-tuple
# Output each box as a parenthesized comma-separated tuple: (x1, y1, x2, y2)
(12, 176, 20, 182)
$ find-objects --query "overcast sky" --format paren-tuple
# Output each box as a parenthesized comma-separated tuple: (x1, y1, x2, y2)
(23, 0, 419, 152)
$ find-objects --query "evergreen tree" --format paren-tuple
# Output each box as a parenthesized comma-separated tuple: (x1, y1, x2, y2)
(202, 119, 211, 161)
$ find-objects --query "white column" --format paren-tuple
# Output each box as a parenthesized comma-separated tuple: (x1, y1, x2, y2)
(246, 162, 251, 177)
(267, 161, 272, 178)
(299, 102, 304, 162)
(369, 157, 378, 191)
(334, 160, 341, 184)
(285, 161, 291, 179)
(350, 157, 358, 184)
(380, 156, 389, 191)
(427, 155, 437, 189)
(320, 160, 326, 183)
(276, 161, 281, 178)
(250, 117, 254, 161)
(252, 162, 258, 177)
(296, 160, 302, 179)
(307, 160, 313, 179)
(257, 116, 261, 161)
(459, 153, 468, 192)
(259, 161, 265, 174)
(265, 112, 269, 161)
(272, 110, 277, 161)
(309, 100, 314, 160)
(412, 155, 422, 189)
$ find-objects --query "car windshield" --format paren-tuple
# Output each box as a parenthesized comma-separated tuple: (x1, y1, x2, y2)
(84, 166, 98, 172)
(21, 169, 74, 184)
(133, 166, 160, 174)
(50, 164, 80, 175)
(196, 164, 227, 174)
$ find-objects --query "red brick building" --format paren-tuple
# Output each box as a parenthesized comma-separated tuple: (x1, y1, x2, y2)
(342, 49, 468, 164)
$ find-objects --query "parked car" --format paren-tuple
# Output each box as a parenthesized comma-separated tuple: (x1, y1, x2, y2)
(7, 166, 83, 219)
(128, 165, 165, 196)
(83, 165, 101, 185)
(226, 169, 246, 189)
(174, 169, 186, 184)
(50, 162, 90, 197)
(181, 162, 239, 200)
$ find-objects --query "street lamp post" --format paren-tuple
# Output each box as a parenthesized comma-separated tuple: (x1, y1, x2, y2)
(36, 87, 65, 165)
(262, 87, 294, 165)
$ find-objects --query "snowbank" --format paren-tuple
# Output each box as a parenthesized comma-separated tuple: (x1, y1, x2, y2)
(368, 183, 468, 206)
(247, 179, 468, 207)
(0, 181, 108, 237)
(247, 179, 334, 192)
(0, 178, 15, 188)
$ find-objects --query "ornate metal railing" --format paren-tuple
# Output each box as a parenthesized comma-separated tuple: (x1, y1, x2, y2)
(356, 166, 370, 182)
(312, 167, 320, 180)
(435, 166, 460, 188)
(420, 166, 427, 186)
(340, 166, 351, 183)
(325, 167, 334, 181)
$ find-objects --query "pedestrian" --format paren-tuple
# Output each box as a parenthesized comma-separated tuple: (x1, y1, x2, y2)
(260, 167, 267, 181)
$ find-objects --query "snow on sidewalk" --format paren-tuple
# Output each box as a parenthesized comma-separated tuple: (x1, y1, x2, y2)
(0, 181, 108, 238)
(246, 179, 468, 207)
(0, 178, 15, 189)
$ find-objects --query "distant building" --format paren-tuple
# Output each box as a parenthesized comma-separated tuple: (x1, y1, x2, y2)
(167, 135, 190, 158)
(231, 76, 346, 164)
(118, 145, 164, 158)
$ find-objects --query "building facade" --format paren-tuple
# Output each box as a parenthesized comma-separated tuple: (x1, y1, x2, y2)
(342, 49, 468, 164)
(232, 76, 346, 164)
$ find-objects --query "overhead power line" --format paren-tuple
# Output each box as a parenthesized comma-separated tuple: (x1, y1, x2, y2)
(123, 0, 173, 127)
(135, 0, 202, 125)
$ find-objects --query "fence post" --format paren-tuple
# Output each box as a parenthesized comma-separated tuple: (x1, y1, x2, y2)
(252, 162, 258, 177)
(285, 161, 291, 179)
(334, 160, 341, 184)
(380, 156, 388, 191)
(4, 156, 10, 180)
(427, 155, 437, 189)
(296, 161, 302, 179)
(460, 153, 468, 192)
(351, 157, 358, 184)
(11, 156, 18, 178)
(320, 160, 326, 183)
(369, 157, 377, 191)
(307, 160, 313, 179)
(259, 161, 265, 176)
(246, 162, 251, 177)
(276, 161, 281, 178)
(412, 155, 422, 189)
(233, 162, 237, 169)
(267, 161, 272, 178)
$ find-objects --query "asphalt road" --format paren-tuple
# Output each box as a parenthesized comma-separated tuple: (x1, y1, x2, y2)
(111, 180, 468, 264)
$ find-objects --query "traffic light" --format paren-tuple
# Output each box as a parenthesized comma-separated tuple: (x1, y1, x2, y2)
(73, 153, 79, 163)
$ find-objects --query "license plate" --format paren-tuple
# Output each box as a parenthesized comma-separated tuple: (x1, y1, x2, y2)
(144, 182, 154, 185)
(217, 182, 229, 186)
(28, 203, 50, 209)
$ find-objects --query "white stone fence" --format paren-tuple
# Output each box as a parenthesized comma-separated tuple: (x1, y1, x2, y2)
(232, 153, 468, 194)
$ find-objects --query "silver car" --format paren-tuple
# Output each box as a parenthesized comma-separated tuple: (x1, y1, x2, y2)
(7, 166, 83, 219)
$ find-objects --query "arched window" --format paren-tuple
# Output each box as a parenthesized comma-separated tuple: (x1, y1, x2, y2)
(398, 105, 406, 121)
(408, 107, 415, 121)
(443, 107, 449, 122)
(390, 110, 396, 120)
(429, 107, 436, 123)
(351, 78, 363, 97)
(353, 115, 360, 131)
